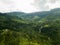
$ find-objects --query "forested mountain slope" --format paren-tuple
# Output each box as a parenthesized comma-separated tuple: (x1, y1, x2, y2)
(0, 8, 60, 45)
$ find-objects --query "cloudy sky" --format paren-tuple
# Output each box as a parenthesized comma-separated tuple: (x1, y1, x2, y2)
(0, 0, 60, 13)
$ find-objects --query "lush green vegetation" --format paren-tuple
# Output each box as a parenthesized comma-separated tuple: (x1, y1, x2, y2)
(0, 8, 60, 45)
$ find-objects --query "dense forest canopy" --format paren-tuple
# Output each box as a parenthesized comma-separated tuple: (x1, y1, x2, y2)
(0, 8, 60, 45)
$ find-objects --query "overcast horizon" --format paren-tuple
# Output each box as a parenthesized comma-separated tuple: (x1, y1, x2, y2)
(0, 0, 60, 13)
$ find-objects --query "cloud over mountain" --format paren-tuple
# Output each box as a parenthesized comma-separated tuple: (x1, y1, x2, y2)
(33, 0, 60, 11)
(0, 0, 60, 13)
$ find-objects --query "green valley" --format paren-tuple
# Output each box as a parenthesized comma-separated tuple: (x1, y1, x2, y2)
(0, 8, 60, 45)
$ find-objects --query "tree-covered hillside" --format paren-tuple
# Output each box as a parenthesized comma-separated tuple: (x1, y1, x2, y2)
(0, 8, 60, 45)
(6, 8, 60, 22)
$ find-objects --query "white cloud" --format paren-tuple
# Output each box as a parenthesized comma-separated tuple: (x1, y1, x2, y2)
(0, 0, 60, 13)
(0, 0, 39, 13)
(34, 0, 60, 11)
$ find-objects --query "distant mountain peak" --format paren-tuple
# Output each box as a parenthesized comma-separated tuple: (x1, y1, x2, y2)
(51, 8, 60, 11)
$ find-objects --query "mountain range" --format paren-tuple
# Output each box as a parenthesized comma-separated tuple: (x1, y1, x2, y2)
(0, 8, 60, 45)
